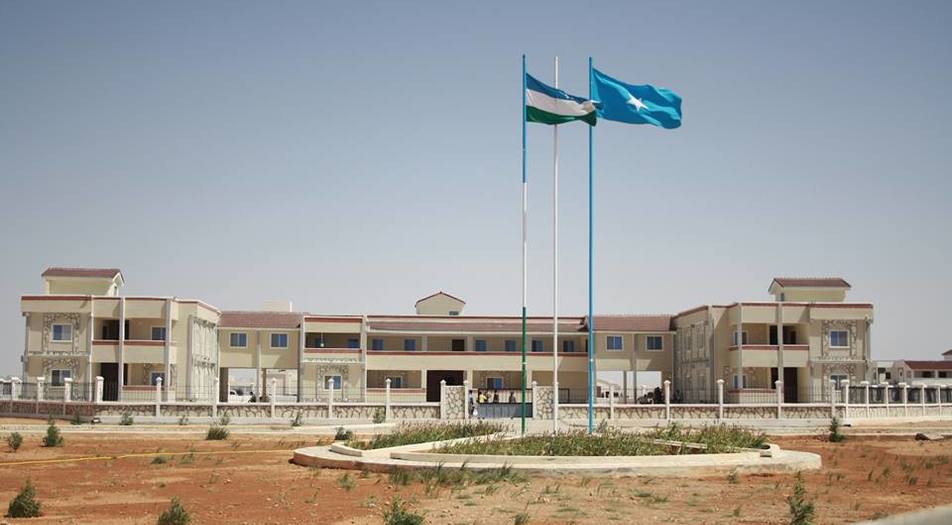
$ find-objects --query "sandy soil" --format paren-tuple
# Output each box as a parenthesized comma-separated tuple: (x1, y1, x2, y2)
(1, 425, 951, 524)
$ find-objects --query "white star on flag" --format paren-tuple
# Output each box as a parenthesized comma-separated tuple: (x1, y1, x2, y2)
(627, 94, 647, 111)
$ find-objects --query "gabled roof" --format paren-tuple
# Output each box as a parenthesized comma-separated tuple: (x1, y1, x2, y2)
(219, 311, 302, 329)
(587, 315, 674, 332)
(771, 277, 851, 289)
(414, 291, 465, 307)
(901, 360, 952, 371)
(42, 267, 123, 280)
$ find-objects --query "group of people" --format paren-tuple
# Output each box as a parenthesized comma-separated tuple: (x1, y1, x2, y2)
(468, 389, 518, 418)
(634, 387, 683, 404)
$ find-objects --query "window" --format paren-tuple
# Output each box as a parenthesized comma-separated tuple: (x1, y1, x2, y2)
(448, 311, 460, 316)
(151, 326, 167, 341)
(347, 338, 360, 349)
(270, 333, 288, 348)
(486, 377, 503, 389)
(505, 339, 517, 352)
(324, 375, 342, 389)
(606, 335, 624, 351)
(646, 336, 664, 351)
(403, 339, 417, 351)
(562, 340, 575, 353)
(531, 339, 544, 352)
(475, 339, 487, 352)
(51, 324, 72, 342)
(150, 372, 165, 385)
(371, 338, 384, 351)
(386, 376, 403, 388)
(731, 331, 749, 346)
(51, 369, 71, 387)
(230, 332, 248, 348)
(451, 339, 465, 352)
(830, 330, 849, 347)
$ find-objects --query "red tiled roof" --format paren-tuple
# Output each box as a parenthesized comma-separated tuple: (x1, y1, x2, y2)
(42, 267, 122, 279)
(589, 315, 674, 332)
(368, 316, 585, 333)
(219, 311, 302, 329)
(772, 277, 851, 288)
(414, 291, 465, 306)
(902, 361, 952, 371)
(943, 350, 952, 356)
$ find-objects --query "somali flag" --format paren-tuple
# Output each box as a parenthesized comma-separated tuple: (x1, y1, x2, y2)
(592, 68, 682, 129)
(525, 74, 596, 126)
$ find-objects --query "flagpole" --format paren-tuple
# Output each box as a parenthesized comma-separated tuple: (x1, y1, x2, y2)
(552, 55, 560, 432)
(520, 54, 528, 436)
(587, 56, 595, 434)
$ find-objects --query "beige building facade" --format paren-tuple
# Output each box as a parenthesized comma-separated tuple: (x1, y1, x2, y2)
(19, 268, 875, 405)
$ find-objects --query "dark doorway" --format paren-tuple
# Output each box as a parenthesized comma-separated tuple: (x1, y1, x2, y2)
(426, 370, 464, 402)
(771, 368, 799, 403)
(100, 363, 119, 401)
(451, 339, 465, 352)
(769, 326, 799, 345)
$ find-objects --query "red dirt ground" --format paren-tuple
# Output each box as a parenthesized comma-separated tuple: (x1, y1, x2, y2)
(1, 425, 951, 524)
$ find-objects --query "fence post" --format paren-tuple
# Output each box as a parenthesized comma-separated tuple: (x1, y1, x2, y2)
(155, 377, 163, 418)
(775, 380, 783, 419)
(36, 376, 44, 414)
(531, 380, 538, 420)
(62, 377, 72, 416)
(463, 380, 471, 420)
(663, 380, 671, 422)
(271, 378, 278, 420)
(716, 379, 724, 420)
(609, 383, 615, 420)
(385, 378, 392, 421)
(937, 385, 944, 416)
(325, 378, 333, 420)
(882, 383, 890, 417)
(829, 380, 836, 419)
(95, 376, 104, 404)
(11, 377, 20, 401)
(861, 381, 870, 418)
(212, 377, 219, 420)
(842, 380, 850, 420)
(900, 382, 908, 417)
(439, 379, 446, 420)
(920, 384, 927, 416)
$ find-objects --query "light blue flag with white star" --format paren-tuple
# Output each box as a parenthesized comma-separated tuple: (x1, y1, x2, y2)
(592, 68, 682, 129)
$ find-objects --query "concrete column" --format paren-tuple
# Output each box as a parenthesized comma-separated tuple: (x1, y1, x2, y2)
(212, 377, 219, 419)
(155, 377, 163, 417)
(842, 380, 850, 420)
(882, 383, 890, 416)
(465, 335, 474, 353)
(829, 380, 836, 419)
(439, 379, 446, 419)
(36, 376, 45, 401)
(861, 381, 870, 418)
(63, 378, 72, 415)
(463, 379, 471, 420)
(608, 383, 615, 420)
(22, 314, 29, 382)
(385, 378, 392, 421)
(663, 380, 671, 422)
(326, 377, 335, 419)
(421, 336, 429, 352)
(622, 372, 628, 404)
(900, 382, 908, 417)
(937, 385, 944, 416)
(920, 384, 927, 416)
(271, 378, 277, 419)
(716, 379, 724, 420)
(95, 376, 104, 403)
(775, 380, 783, 419)
(118, 297, 125, 402)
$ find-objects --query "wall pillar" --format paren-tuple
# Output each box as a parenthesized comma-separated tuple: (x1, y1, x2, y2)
(463, 380, 470, 420)
(716, 379, 724, 420)
(883, 383, 890, 416)
(842, 379, 850, 420)
(385, 378, 392, 421)
(62, 378, 72, 416)
(270, 378, 277, 419)
(36, 376, 44, 414)
(937, 385, 944, 417)
(861, 381, 870, 418)
(531, 380, 539, 419)
(164, 298, 172, 401)
(775, 380, 783, 419)
(22, 314, 30, 382)
(95, 376, 104, 404)
(921, 384, 927, 416)
(439, 379, 446, 419)
(608, 383, 615, 420)
(255, 330, 262, 398)
(118, 297, 125, 402)
(663, 380, 671, 422)
(829, 380, 836, 419)
(155, 377, 163, 417)
(212, 377, 219, 419)
(900, 382, 908, 417)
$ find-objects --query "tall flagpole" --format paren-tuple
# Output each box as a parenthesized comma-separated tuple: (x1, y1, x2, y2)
(520, 54, 528, 436)
(587, 56, 595, 434)
(552, 55, 560, 432)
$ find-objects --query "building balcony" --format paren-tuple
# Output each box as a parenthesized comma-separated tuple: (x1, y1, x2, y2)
(728, 344, 809, 368)
(90, 339, 175, 364)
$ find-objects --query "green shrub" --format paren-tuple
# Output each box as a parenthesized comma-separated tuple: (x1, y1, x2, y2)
(350, 421, 505, 450)
(120, 412, 134, 426)
(337, 473, 356, 491)
(373, 407, 386, 424)
(335, 427, 354, 441)
(42, 422, 63, 447)
(291, 412, 304, 427)
(6, 432, 23, 452)
(6, 479, 41, 518)
(383, 496, 424, 525)
(829, 417, 845, 443)
(70, 412, 83, 425)
(206, 426, 229, 441)
(787, 472, 815, 525)
(157, 497, 191, 525)
(151, 455, 169, 465)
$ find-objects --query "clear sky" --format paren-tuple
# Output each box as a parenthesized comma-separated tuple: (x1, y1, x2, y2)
(1, 1, 950, 375)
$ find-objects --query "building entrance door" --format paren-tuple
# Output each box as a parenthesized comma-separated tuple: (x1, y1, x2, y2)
(426, 370, 464, 402)
(771, 367, 799, 403)
(100, 363, 119, 401)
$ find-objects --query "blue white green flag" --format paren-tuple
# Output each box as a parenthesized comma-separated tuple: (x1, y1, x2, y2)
(525, 74, 596, 126)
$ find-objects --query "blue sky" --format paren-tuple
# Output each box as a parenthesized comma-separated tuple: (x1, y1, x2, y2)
(1, 1, 950, 374)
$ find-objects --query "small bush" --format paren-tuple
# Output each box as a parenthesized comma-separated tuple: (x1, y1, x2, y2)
(787, 472, 815, 525)
(383, 496, 424, 525)
(513, 510, 530, 525)
(151, 456, 169, 465)
(157, 497, 191, 525)
(337, 473, 356, 491)
(70, 412, 83, 425)
(42, 422, 63, 447)
(178, 415, 189, 426)
(373, 407, 386, 424)
(206, 426, 229, 441)
(291, 412, 304, 427)
(218, 414, 231, 426)
(335, 427, 354, 441)
(120, 412, 134, 426)
(829, 417, 845, 443)
(7, 432, 23, 452)
(6, 479, 41, 518)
